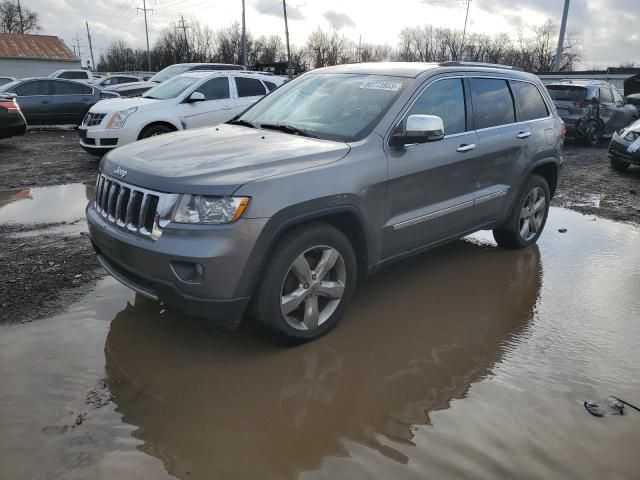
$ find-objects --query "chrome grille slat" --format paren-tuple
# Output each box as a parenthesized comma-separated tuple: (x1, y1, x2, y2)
(93, 173, 175, 240)
(82, 112, 107, 127)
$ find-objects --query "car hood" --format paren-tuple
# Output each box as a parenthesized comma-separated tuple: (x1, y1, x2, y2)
(100, 125, 350, 195)
(90, 96, 168, 114)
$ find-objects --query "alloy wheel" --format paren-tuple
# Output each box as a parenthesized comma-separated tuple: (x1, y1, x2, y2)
(519, 187, 546, 242)
(280, 245, 347, 331)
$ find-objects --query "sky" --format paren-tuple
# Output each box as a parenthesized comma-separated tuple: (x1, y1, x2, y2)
(30, 0, 640, 69)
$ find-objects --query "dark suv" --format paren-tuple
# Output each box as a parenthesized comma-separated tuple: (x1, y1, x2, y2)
(88, 61, 563, 342)
(547, 80, 638, 146)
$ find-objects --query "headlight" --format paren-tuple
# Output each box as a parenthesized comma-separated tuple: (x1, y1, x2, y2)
(624, 131, 640, 142)
(172, 195, 250, 224)
(106, 106, 137, 129)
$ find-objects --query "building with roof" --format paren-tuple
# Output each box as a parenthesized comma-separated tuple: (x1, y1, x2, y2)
(0, 33, 80, 79)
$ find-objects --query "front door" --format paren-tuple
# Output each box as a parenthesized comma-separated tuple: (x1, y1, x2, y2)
(383, 76, 480, 258)
(12, 80, 52, 125)
(183, 76, 235, 129)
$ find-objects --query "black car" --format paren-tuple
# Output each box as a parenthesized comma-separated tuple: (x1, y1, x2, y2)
(0, 78, 119, 125)
(0, 93, 27, 139)
(547, 80, 638, 146)
(608, 119, 640, 171)
(103, 81, 154, 97)
(625, 93, 640, 108)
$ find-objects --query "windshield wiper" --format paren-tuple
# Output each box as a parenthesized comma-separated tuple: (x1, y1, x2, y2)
(143, 95, 158, 99)
(259, 123, 317, 138)
(227, 119, 255, 128)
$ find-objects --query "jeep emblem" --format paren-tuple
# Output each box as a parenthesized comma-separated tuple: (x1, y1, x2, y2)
(113, 166, 127, 178)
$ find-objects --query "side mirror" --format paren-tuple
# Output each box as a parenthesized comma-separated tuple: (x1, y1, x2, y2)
(187, 92, 205, 103)
(390, 114, 445, 147)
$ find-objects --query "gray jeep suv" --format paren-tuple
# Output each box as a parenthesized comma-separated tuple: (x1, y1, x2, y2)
(87, 61, 563, 342)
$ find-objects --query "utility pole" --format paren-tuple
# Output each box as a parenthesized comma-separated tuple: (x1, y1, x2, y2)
(460, 0, 471, 60)
(73, 34, 82, 65)
(241, 0, 247, 68)
(138, 0, 153, 72)
(282, 0, 291, 76)
(179, 16, 190, 62)
(553, 0, 570, 72)
(16, 0, 24, 34)
(85, 21, 95, 71)
(358, 35, 362, 63)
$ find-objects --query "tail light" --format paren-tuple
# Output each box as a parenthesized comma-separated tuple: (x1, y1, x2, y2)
(0, 100, 19, 113)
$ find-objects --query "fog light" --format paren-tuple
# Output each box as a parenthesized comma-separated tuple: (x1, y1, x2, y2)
(170, 261, 204, 284)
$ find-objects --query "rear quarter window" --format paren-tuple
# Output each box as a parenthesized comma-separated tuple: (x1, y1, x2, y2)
(235, 77, 267, 97)
(511, 81, 549, 121)
(470, 78, 515, 129)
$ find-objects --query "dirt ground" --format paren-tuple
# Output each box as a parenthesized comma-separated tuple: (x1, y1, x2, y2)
(0, 130, 639, 324)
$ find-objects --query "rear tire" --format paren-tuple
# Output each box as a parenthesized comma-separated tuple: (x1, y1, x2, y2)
(582, 120, 602, 147)
(610, 157, 630, 172)
(139, 124, 174, 139)
(493, 175, 550, 249)
(251, 223, 357, 343)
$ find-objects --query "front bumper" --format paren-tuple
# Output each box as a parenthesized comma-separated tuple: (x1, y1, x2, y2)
(87, 204, 268, 328)
(78, 126, 138, 153)
(0, 113, 27, 139)
(608, 135, 640, 165)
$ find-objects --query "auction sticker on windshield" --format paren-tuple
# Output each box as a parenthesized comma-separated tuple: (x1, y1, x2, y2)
(359, 81, 402, 91)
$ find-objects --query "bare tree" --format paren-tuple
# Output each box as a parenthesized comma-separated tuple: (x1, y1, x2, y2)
(0, 0, 39, 34)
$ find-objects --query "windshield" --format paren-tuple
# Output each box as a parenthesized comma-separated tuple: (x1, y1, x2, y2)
(149, 65, 192, 83)
(0, 80, 20, 93)
(547, 85, 587, 102)
(142, 76, 198, 100)
(237, 73, 409, 142)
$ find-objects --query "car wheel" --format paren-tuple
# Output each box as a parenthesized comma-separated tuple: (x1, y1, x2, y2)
(493, 175, 550, 249)
(139, 124, 174, 139)
(583, 120, 602, 147)
(610, 157, 630, 172)
(252, 223, 357, 343)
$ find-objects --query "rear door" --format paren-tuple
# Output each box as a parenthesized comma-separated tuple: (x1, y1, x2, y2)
(383, 76, 480, 257)
(598, 85, 617, 134)
(233, 76, 267, 115)
(183, 76, 235, 129)
(610, 87, 637, 131)
(467, 76, 524, 223)
(50, 80, 94, 124)
(12, 80, 53, 125)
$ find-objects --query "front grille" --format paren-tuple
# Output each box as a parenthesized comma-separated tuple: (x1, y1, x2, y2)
(83, 112, 107, 127)
(93, 174, 173, 239)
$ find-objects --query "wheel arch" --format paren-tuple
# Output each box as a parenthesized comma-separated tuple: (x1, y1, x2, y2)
(530, 160, 559, 198)
(137, 120, 180, 140)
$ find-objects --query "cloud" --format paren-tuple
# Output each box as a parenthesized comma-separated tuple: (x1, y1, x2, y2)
(251, 0, 305, 21)
(323, 10, 355, 30)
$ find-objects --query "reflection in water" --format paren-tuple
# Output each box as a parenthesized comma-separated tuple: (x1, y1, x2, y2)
(0, 188, 32, 209)
(105, 241, 541, 480)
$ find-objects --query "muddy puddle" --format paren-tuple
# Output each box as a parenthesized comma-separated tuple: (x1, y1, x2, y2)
(1, 208, 640, 480)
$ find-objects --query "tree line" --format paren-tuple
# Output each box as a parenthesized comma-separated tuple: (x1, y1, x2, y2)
(0, 0, 39, 34)
(97, 18, 581, 74)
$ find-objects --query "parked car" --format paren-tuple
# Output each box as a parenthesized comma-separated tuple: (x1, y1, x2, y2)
(0, 76, 15, 87)
(625, 93, 640, 108)
(0, 93, 27, 139)
(103, 81, 155, 98)
(49, 69, 96, 84)
(0, 78, 119, 125)
(608, 118, 640, 171)
(96, 75, 142, 88)
(78, 71, 283, 155)
(546, 80, 638, 146)
(87, 61, 562, 342)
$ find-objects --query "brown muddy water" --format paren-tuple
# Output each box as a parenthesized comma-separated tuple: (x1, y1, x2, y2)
(1, 208, 640, 480)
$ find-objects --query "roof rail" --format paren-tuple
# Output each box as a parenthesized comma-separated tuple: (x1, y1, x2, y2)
(439, 61, 522, 71)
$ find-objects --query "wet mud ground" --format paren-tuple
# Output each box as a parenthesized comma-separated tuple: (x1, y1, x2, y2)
(1, 209, 640, 479)
(1, 131, 640, 478)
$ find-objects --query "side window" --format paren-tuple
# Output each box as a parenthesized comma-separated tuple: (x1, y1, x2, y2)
(264, 80, 277, 91)
(51, 81, 92, 95)
(195, 77, 230, 100)
(599, 86, 613, 103)
(511, 80, 549, 121)
(612, 88, 624, 106)
(405, 78, 466, 135)
(14, 80, 50, 96)
(59, 71, 88, 80)
(470, 78, 515, 129)
(235, 77, 267, 97)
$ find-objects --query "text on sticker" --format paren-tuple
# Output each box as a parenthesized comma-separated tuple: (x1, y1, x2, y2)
(359, 81, 401, 91)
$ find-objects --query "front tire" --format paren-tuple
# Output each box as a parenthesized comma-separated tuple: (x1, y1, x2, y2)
(610, 157, 630, 172)
(582, 120, 602, 147)
(252, 223, 357, 343)
(493, 175, 550, 249)
(139, 124, 174, 140)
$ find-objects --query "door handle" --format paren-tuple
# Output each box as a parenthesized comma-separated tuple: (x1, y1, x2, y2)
(81, 97, 90, 101)
(456, 143, 476, 153)
(517, 131, 531, 139)
(221, 106, 233, 110)
(40, 99, 50, 104)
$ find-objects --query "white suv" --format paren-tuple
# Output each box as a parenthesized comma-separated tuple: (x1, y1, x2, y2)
(49, 69, 95, 84)
(78, 71, 283, 155)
